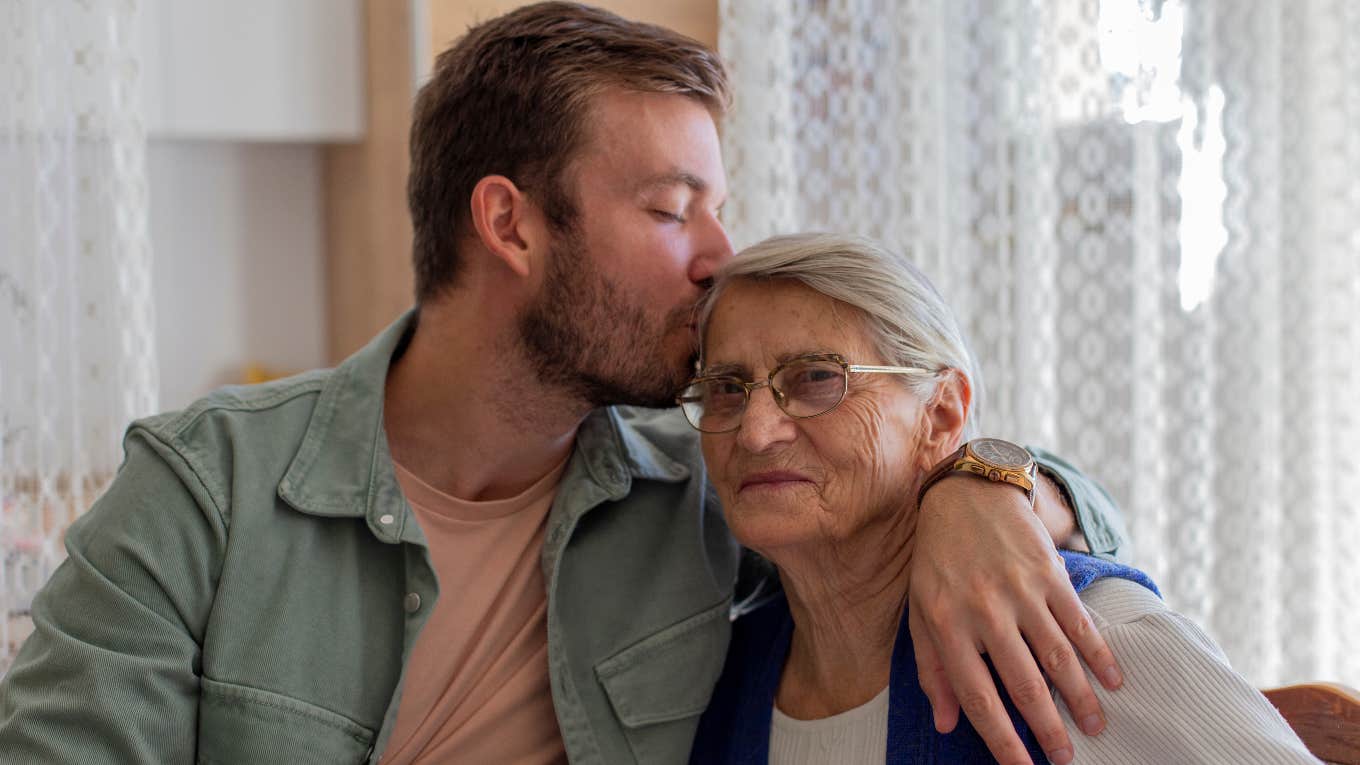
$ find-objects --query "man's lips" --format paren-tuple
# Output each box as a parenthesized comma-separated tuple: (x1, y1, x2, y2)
(738, 471, 814, 492)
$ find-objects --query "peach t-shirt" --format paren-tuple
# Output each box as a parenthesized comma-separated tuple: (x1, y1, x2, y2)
(379, 458, 570, 765)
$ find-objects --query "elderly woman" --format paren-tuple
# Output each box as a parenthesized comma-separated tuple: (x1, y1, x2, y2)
(685, 234, 1316, 764)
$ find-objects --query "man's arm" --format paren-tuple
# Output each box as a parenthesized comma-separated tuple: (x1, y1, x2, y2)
(0, 429, 223, 762)
(1032, 468, 1089, 552)
(906, 447, 1129, 765)
(1030, 445, 1129, 561)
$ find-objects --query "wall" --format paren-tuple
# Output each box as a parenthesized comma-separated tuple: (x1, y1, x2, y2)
(140, 0, 364, 142)
(149, 141, 328, 410)
(146, 1, 722, 386)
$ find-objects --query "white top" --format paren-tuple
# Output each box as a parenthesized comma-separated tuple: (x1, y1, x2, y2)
(766, 578, 1319, 764)
(770, 686, 888, 765)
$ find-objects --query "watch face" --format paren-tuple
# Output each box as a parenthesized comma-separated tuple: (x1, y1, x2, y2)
(970, 438, 1032, 469)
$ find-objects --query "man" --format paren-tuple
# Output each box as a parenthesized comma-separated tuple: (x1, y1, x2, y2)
(0, 4, 1129, 764)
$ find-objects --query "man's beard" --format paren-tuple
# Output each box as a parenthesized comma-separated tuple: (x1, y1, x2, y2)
(518, 231, 697, 409)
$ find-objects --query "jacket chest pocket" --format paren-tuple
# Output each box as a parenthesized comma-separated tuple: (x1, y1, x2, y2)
(197, 677, 376, 765)
(595, 599, 732, 765)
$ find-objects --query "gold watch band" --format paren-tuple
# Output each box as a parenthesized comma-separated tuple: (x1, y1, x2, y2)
(917, 440, 1036, 506)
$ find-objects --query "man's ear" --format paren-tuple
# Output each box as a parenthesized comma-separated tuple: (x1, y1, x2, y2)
(919, 369, 971, 467)
(469, 175, 539, 278)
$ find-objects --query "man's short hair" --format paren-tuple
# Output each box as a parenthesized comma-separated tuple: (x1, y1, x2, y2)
(408, 1, 730, 302)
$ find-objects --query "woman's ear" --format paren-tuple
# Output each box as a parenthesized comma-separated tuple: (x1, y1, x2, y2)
(468, 175, 540, 278)
(919, 369, 971, 467)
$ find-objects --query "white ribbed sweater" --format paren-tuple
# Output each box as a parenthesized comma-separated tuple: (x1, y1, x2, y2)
(1058, 577, 1318, 763)
(767, 577, 1319, 764)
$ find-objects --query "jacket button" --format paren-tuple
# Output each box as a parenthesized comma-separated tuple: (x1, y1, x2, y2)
(404, 592, 422, 613)
(379, 514, 395, 525)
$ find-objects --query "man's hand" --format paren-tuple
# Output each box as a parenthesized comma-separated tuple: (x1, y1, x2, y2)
(907, 474, 1123, 765)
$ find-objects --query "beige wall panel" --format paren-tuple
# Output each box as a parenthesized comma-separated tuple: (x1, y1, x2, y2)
(323, 0, 416, 362)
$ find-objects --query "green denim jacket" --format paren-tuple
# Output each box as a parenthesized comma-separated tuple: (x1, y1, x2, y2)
(0, 311, 1125, 764)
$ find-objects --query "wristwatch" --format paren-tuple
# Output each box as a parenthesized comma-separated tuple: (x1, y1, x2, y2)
(918, 438, 1037, 505)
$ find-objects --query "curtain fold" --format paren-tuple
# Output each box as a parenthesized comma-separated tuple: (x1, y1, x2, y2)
(720, 0, 1360, 686)
(1, 0, 157, 673)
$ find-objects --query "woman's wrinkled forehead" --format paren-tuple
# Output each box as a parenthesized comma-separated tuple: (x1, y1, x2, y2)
(699, 279, 875, 371)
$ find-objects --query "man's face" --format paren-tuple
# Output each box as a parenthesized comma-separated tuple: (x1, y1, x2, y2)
(519, 90, 732, 408)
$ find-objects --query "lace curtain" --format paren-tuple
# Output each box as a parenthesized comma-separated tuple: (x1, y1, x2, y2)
(0, 0, 158, 672)
(720, 0, 1360, 687)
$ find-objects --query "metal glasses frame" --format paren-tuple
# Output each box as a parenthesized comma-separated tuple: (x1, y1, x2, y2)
(676, 352, 935, 433)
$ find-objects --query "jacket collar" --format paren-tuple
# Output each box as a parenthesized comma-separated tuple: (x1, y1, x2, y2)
(277, 309, 692, 543)
(574, 407, 692, 495)
(277, 309, 417, 543)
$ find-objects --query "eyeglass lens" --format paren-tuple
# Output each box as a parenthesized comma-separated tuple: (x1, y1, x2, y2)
(679, 358, 848, 432)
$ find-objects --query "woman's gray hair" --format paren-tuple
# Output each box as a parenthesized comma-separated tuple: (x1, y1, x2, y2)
(697, 232, 984, 435)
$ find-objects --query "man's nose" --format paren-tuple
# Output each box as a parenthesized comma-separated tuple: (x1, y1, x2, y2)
(735, 385, 796, 454)
(688, 210, 735, 286)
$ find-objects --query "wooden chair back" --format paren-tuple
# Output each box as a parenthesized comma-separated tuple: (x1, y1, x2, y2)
(1263, 683, 1360, 764)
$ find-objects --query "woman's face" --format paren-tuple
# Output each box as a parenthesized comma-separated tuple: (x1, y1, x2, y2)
(699, 279, 931, 558)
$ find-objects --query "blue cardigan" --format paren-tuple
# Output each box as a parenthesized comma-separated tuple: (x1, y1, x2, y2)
(689, 552, 1158, 764)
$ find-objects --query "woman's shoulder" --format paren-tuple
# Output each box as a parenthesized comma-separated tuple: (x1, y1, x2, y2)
(1064, 577, 1319, 762)
(1060, 550, 1160, 598)
(1078, 575, 1258, 683)
(1077, 576, 1173, 628)
(1077, 575, 1227, 659)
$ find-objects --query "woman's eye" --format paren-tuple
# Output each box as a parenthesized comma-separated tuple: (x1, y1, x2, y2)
(789, 369, 838, 385)
(702, 381, 745, 412)
(782, 366, 844, 397)
(711, 380, 745, 397)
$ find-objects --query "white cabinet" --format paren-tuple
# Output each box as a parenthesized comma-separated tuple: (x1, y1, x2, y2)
(141, 0, 365, 142)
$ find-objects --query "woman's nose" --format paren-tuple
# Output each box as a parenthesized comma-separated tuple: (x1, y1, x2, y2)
(735, 386, 796, 454)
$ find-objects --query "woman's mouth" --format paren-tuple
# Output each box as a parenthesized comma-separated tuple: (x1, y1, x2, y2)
(739, 471, 814, 492)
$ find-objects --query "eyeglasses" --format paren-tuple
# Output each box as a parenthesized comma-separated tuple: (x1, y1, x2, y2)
(676, 352, 936, 433)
